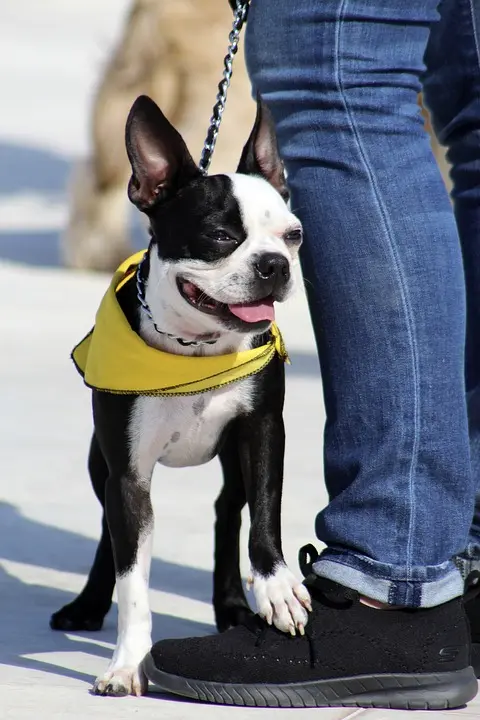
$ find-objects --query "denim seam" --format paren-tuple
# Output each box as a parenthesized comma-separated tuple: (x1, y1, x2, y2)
(334, 0, 421, 580)
(468, 0, 480, 73)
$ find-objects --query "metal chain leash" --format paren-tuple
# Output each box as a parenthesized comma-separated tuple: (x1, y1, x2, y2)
(198, 0, 250, 174)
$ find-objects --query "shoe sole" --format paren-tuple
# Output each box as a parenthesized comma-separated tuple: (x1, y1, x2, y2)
(143, 655, 478, 710)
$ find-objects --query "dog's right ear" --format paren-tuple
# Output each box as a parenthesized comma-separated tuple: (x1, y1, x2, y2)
(237, 96, 289, 202)
(125, 95, 201, 211)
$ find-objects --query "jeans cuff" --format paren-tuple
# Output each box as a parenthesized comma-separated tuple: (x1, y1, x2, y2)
(313, 548, 464, 607)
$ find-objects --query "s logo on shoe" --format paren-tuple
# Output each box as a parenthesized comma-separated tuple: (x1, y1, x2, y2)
(438, 646, 460, 662)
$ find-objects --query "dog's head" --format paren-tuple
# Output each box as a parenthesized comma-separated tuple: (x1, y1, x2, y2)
(126, 95, 302, 341)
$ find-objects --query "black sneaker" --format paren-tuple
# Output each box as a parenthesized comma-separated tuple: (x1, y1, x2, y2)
(465, 572, 480, 677)
(143, 547, 477, 710)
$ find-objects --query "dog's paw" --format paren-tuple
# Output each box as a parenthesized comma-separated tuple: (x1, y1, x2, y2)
(93, 666, 147, 697)
(248, 565, 312, 635)
(50, 601, 106, 632)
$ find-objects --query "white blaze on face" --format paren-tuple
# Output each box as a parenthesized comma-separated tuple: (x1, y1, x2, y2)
(227, 173, 301, 266)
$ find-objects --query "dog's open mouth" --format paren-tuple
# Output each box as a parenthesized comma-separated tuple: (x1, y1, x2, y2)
(177, 279, 275, 324)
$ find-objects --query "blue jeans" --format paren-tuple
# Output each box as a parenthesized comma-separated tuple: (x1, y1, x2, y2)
(246, 0, 480, 607)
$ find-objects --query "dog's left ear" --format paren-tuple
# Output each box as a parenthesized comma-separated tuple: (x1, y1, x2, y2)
(126, 95, 201, 211)
(237, 96, 289, 202)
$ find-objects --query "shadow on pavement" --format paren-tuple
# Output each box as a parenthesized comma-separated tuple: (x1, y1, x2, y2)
(0, 142, 70, 196)
(0, 229, 62, 268)
(287, 352, 320, 378)
(0, 141, 69, 267)
(0, 141, 147, 269)
(0, 501, 214, 685)
(0, 502, 214, 603)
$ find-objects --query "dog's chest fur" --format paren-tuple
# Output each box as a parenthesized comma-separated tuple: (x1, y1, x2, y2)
(128, 379, 254, 474)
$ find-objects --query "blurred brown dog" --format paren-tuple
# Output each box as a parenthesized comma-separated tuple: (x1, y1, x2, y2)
(62, 0, 255, 272)
(62, 0, 450, 272)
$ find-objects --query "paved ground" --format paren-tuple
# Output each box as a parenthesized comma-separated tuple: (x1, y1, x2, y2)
(0, 1, 478, 718)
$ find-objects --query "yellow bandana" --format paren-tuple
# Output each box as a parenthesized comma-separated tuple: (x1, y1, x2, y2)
(72, 251, 289, 397)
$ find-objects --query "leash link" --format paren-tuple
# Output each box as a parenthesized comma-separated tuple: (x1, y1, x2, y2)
(199, 0, 250, 174)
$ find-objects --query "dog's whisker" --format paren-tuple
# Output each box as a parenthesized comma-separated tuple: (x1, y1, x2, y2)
(196, 279, 235, 305)
(302, 276, 314, 290)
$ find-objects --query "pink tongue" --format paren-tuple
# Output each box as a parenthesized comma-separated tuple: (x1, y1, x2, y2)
(228, 298, 275, 323)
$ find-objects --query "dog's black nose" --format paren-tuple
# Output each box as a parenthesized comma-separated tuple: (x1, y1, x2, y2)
(254, 253, 290, 284)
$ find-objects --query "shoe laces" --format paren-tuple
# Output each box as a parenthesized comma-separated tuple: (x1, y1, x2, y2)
(464, 570, 480, 604)
(298, 543, 320, 578)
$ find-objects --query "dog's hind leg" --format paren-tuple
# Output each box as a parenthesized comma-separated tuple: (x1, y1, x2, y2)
(50, 433, 116, 631)
(214, 426, 253, 632)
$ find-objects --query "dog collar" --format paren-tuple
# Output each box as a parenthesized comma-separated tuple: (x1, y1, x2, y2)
(135, 254, 219, 347)
(72, 251, 289, 397)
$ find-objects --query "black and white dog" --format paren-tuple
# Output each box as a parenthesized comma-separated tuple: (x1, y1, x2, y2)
(51, 95, 310, 696)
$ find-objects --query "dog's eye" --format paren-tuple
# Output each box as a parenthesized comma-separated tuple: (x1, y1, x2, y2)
(209, 230, 237, 245)
(284, 228, 303, 244)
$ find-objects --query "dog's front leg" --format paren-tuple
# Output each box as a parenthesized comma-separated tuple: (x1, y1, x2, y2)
(238, 411, 312, 635)
(93, 470, 153, 697)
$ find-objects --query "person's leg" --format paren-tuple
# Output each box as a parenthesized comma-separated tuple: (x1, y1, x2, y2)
(142, 0, 479, 708)
(424, 0, 480, 575)
(422, 0, 480, 670)
(247, 0, 473, 608)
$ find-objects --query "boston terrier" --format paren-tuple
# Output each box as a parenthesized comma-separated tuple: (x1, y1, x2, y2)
(50, 95, 310, 696)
